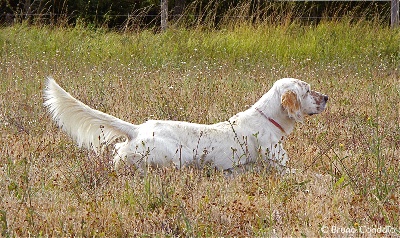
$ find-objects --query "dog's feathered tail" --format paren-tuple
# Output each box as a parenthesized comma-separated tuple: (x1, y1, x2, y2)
(43, 77, 137, 153)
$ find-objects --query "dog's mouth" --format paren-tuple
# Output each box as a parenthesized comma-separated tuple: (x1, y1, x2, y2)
(307, 103, 328, 116)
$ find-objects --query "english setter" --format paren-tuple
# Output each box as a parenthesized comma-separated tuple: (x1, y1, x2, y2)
(44, 77, 328, 172)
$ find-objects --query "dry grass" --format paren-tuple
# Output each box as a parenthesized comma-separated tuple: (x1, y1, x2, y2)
(0, 22, 399, 236)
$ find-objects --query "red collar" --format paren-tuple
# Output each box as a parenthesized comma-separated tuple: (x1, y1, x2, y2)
(255, 107, 286, 134)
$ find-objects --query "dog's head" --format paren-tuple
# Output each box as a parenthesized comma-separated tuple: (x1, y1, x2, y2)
(277, 78, 328, 122)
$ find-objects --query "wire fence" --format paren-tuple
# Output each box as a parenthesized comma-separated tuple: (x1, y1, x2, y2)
(0, 13, 391, 21)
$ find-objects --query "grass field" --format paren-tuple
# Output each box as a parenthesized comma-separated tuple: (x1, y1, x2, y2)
(0, 19, 399, 236)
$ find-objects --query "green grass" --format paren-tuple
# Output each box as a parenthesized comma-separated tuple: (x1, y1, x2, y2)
(0, 20, 399, 236)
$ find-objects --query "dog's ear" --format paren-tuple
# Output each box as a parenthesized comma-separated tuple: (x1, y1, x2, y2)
(281, 90, 303, 121)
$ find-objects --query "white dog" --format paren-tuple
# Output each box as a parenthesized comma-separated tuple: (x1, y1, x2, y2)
(44, 77, 328, 172)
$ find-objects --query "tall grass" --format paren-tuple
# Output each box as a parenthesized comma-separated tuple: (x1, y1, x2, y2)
(0, 16, 399, 236)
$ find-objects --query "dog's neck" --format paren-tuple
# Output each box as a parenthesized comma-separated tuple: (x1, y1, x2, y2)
(251, 89, 297, 135)
(255, 107, 286, 134)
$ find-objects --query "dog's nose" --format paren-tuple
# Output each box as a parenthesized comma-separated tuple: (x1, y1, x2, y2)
(324, 95, 329, 102)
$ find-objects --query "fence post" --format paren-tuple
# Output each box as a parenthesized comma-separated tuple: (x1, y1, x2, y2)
(161, 0, 168, 31)
(391, 0, 399, 28)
